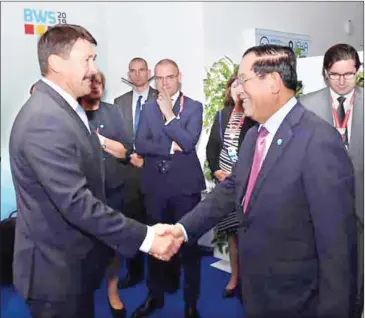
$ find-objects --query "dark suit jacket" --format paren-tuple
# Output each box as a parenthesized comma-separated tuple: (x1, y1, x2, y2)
(206, 105, 257, 176)
(113, 87, 158, 207)
(9, 80, 147, 302)
(114, 86, 158, 140)
(86, 101, 132, 190)
(135, 94, 206, 199)
(300, 87, 364, 226)
(179, 102, 357, 318)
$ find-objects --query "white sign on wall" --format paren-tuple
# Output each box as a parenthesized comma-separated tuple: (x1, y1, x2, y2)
(255, 28, 311, 57)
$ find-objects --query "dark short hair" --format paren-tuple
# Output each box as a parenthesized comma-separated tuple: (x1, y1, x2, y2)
(224, 74, 238, 107)
(322, 43, 361, 77)
(155, 59, 180, 73)
(243, 44, 298, 92)
(38, 24, 97, 76)
(129, 57, 148, 70)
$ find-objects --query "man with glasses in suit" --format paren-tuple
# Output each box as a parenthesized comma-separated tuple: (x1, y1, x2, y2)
(300, 43, 364, 318)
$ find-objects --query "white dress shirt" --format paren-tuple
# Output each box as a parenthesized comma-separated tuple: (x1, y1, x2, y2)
(41, 77, 155, 253)
(132, 87, 150, 125)
(329, 88, 354, 143)
(178, 96, 298, 242)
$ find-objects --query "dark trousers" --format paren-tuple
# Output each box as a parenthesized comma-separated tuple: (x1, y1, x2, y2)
(145, 192, 201, 303)
(27, 292, 94, 318)
(122, 169, 146, 279)
(106, 183, 144, 278)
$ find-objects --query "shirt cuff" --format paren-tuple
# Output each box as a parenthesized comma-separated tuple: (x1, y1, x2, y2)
(164, 116, 176, 126)
(176, 223, 188, 242)
(170, 142, 175, 154)
(139, 225, 154, 253)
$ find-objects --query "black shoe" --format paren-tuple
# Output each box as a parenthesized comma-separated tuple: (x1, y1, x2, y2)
(222, 286, 237, 298)
(108, 301, 127, 318)
(118, 273, 143, 289)
(185, 303, 200, 318)
(132, 294, 164, 318)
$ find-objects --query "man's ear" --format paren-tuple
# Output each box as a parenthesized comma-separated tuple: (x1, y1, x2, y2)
(269, 72, 281, 94)
(48, 54, 64, 73)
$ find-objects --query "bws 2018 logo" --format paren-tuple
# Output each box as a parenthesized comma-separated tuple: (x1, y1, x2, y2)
(24, 8, 68, 35)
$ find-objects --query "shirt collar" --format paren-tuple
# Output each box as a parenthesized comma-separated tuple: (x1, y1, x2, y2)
(329, 88, 355, 109)
(170, 90, 181, 107)
(41, 77, 80, 111)
(133, 86, 150, 101)
(260, 96, 297, 136)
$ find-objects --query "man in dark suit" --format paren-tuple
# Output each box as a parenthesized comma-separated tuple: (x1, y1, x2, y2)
(132, 59, 206, 318)
(168, 45, 357, 318)
(9, 24, 181, 318)
(300, 43, 364, 318)
(114, 57, 158, 288)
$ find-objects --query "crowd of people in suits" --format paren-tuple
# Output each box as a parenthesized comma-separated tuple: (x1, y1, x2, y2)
(10, 23, 363, 318)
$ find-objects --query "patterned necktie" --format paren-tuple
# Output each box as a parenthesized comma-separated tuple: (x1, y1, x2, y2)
(134, 95, 143, 136)
(243, 127, 269, 213)
(337, 96, 348, 146)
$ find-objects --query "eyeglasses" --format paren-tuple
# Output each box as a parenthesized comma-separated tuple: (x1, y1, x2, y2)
(155, 74, 178, 83)
(237, 74, 262, 86)
(328, 72, 356, 80)
(91, 79, 102, 86)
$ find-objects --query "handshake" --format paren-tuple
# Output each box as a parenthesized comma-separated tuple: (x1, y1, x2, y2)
(148, 224, 186, 261)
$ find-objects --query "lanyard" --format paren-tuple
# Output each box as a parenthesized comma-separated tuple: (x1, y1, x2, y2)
(331, 93, 354, 133)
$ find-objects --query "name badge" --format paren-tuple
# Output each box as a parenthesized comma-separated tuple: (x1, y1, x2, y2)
(227, 146, 238, 162)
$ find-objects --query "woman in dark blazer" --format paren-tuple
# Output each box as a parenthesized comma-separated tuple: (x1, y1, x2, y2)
(206, 74, 257, 298)
(79, 72, 135, 318)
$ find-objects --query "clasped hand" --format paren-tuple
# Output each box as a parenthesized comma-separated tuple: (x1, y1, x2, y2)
(149, 224, 185, 261)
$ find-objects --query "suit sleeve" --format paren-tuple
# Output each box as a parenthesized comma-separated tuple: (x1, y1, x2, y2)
(111, 107, 133, 151)
(135, 107, 171, 156)
(23, 113, 147, 258)
(163, 101, 203, 153)
(303, 125, 357, 317)
(178, 172, 237, 242)
(206, 111, 222, 175)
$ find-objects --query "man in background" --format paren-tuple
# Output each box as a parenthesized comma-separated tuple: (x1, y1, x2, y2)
(300, 43, 364, 318)
(133, 59, 205, 318)
(114, 57, 158, 289)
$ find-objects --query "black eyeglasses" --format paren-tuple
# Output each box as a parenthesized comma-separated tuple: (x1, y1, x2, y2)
(328, 72, 356, 80)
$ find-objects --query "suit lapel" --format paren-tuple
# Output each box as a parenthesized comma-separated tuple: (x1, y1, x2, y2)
(35, 80, 91, 139)
(246, 104, 304, 214)
(147, 87, 157, 101)
(35, 80, 105, 186)
(323, 88, 333, 124)
(348, 87, 364, 155)
(236, 127, 258, 204)
(123, 91, 134, 137)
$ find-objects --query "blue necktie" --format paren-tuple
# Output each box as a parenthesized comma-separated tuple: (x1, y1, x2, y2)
(134, 95, 143, 136)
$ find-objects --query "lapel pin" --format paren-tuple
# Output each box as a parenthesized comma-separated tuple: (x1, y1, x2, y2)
(277, 138, 282, 145)
(100, 124, 104, 129)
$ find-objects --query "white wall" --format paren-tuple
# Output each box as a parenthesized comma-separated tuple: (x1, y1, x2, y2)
(203, 2, 364, 68)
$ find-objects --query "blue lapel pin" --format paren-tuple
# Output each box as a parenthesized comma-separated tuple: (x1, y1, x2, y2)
(100, 124, 104, 129)
(277, 138, 282, 145)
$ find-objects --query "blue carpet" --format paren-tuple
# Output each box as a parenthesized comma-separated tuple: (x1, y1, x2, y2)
(1, 255, 245, 317)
